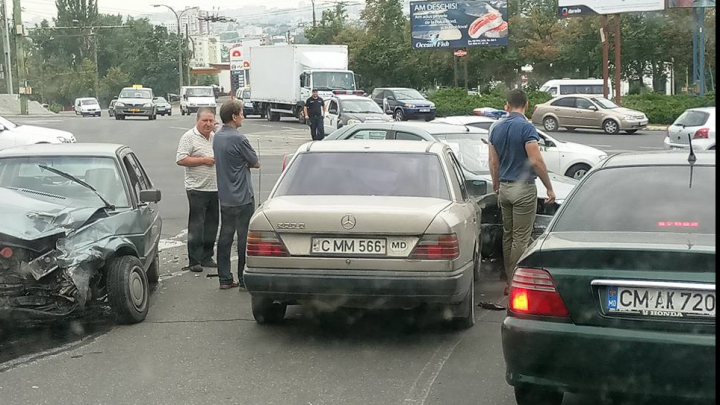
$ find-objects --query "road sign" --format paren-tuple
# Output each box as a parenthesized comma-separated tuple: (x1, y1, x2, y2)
(454, 49, 467, 57)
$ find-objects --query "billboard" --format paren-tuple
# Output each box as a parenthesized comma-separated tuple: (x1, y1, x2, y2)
(558, 0, 665, 16)
(410, 1, 508, 49)
(667, 0, 715, 7)
(229, 46, 244, 72)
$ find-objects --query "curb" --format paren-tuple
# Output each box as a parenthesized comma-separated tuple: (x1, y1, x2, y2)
(646, 125, 668, 131)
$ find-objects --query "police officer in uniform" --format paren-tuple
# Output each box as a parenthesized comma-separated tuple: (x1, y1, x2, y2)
(303, 89, 326, 140)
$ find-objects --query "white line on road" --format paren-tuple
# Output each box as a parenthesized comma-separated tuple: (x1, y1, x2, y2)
(170, 126, 189, 130)
(589, 144, 612, 148)
(283, 127, 298, 130)
(404, 337, 464, 405)
(639, 146, 664, 150)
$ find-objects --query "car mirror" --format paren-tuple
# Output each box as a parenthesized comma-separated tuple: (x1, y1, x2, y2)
(0, 124, 5, 131)
(386, 96, 395, 101)
(588, 105, 598, 111)
(538, 138, 546, 147)
(139, 189, 162, 204)
(465, 179, 488, 197)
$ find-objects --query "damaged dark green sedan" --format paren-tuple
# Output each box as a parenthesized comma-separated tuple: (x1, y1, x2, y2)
(0, 144, 162, 324)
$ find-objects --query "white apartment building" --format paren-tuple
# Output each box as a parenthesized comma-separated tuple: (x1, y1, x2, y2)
(189, 35, 221, 67)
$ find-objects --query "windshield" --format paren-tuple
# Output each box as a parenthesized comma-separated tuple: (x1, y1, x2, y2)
(433, 132, 490, 175)
(394, 89, 425, 100)
(0, 156, 130, 208)
(312, 72, 355, 91)
(553, 166, 715, 234)
(186, 88, 214, 97)
(590, 97, 619, 109)
(276, 152, 450, 199)
(119, 89, 152, 99)
(80, 99, 98, 105)
(341, 99, 383, 114)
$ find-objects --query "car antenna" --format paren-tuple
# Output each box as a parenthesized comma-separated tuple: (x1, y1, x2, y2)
(452, 117, 471, 132)
(687, 133, 696, 188)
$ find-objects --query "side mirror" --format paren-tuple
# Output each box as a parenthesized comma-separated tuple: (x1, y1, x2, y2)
(465, 179, 488, 197)
(588, 105, 598, 111)
(538, 138, 546, 148)
(0, 124, 5, 132)
(386, 96, 395, 101)
(139, 189, 162, 204)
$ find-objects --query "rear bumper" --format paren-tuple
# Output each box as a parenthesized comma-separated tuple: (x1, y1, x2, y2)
(244, 263, 473, 308)
(664, 137, 714, 151)
(502, 316, 716, 400)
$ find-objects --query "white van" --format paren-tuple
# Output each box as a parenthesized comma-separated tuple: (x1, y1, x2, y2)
(180, 86, 217, 116)
(539, 79, 629, 98)
(74, 97, 101, 117)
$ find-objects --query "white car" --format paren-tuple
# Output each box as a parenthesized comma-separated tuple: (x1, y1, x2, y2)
(664, 107, 715, 151)
(74, 97, 102, 117)
(0, 116, 76, 150)
(323, 94, 392, 134)
(433, 116, 608, 179)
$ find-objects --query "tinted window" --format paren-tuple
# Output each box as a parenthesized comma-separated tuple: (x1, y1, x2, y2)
(328, 101, 339, 114)
(675, 111, 710, 127)
(341, 99, 383, 114)
(276, 152, 450, 200)
(553, 166, 715, 234)
(395, 132, 426, 141)
(551, 97, 576, 108)
(393, 89, 424, 100)
(575, 98, 595, 110)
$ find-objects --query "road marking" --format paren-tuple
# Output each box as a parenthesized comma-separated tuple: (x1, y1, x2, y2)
(589, 144, 612, 148)
(259, 124, 273, 128)
(283, 127, 298, 130)
(404, 337, 464, 405)
(639, 146, 664, 150)
(170, 126, 189, 130)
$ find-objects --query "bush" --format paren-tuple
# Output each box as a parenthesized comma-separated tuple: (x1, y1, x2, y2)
(429, 88, 552, 118)
(48, 103, 64, 114)
(621, 93, 715, 125)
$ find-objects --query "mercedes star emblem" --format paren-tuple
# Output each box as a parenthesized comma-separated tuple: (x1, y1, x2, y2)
(341, 214, 356, 230)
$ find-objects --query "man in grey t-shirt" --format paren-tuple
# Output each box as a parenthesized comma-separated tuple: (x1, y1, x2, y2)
(213, 100, 260, 290)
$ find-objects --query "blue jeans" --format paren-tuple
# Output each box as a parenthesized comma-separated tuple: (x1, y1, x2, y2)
(217, 201, 255, 286)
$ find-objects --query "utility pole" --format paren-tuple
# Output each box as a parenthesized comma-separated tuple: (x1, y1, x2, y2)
(692, 6, 706, 96)
(13, 0, 27, 114)
(600, 16, 609, 99)
(311, 0, 317, 27)
(92, 30, 99, 99)
(463, 49, 469, 91)
(1, 0, 13, 94)
(613, 14, 622, 104)
(186, 24, 191, 86)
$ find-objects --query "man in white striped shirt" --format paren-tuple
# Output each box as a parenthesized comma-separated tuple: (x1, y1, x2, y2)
(176, 108, 219, 273)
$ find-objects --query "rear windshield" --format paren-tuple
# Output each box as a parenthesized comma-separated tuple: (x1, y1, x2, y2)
(552, 166, 715, 234)
(275, 152, 450, 200)
(674, 110, 710, 127)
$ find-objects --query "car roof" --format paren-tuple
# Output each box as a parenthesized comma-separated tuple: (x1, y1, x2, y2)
(435, 116, 495, 125)
(393, 121, 486, 134)
(0, 143, 127, 158)
(602, 151, 716, 168)
(303, 140, 447, 155)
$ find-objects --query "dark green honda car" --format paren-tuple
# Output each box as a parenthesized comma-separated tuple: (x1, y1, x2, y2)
(502, 151, 715, 404)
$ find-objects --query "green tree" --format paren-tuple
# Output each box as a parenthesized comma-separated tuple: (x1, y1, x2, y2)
(305, 3, 348, 45)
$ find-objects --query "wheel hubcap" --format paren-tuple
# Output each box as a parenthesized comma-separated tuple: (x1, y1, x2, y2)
(545, 119, 556, 130)
(129, 268, 146, 309)
(606, 122, 617, 132)
(573, 169, 588, 179)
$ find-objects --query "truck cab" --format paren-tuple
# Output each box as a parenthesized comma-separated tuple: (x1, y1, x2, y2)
(299, 70, 357, 102)
(180, 86, 217, 116)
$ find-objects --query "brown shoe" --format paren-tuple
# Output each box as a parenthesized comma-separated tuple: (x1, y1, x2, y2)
(503, 286, 510, 296)
(219, 281, 240, 290)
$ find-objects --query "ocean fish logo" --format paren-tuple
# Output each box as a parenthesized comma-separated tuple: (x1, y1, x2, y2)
(430, 33, 440, 46)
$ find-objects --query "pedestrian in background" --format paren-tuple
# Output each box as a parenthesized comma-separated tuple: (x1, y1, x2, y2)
(213, 100, 261, 290)
(176, 107, 219, 273)
(488, 89, 556, 295)
(304, 89, 326, 140)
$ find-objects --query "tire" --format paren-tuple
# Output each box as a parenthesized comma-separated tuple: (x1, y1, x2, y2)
(514, 386, 564, 405)
(394, 109, 406, 121)
(565, 163, 591, 180)
(625, 129, 638, 134)
(251, 296, 287, 324)
(97, 113, 102, 117)
(603, 119, 620, 135)
(106, 256, 149, 324)
(146, 251, 160, 284)
(543, 116, 559, 132)
(168, 111, 172, 116)
(450, 271, 475, 329)
(115, 114, 122, 120)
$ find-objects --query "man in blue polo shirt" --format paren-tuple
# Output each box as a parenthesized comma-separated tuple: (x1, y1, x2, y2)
(488, 89, 556, 294)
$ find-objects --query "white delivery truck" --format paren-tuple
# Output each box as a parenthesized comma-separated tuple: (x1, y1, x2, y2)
(249, 45, 361, 123)
(180, 86, 217, 116)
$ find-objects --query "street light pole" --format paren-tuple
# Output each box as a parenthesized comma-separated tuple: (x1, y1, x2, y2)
(152, 5, 199, 94)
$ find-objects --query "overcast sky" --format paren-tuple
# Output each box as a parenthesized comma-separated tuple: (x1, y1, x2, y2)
(19, 0, 307, 22)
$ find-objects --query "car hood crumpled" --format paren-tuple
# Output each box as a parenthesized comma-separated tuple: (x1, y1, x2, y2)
(0, 187, 101, 242)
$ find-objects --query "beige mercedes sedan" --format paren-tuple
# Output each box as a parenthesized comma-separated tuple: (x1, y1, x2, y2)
(245, 140, 480, 328)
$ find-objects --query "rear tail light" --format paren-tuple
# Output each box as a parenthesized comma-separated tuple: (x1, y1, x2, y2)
(694, 128, 710, 139)
(509, 268, 569, 318)
(409, 234, 459, 260)
(247, 232, 289, 257)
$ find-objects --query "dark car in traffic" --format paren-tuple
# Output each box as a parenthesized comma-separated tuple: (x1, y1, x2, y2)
(0, 144, 163, 324)
(502, 151, 715, 404)
(370, 88, 436, 122)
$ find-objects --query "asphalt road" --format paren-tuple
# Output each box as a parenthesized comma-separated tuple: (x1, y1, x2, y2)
(0, 112, 687, 405)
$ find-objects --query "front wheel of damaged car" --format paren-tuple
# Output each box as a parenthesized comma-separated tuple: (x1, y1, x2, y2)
(251, 296, 287, 324)
(514, 386, 564, 405)
(107, 256, 149, 324)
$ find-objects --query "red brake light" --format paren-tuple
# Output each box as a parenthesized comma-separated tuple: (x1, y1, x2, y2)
(509, 268, 569, 318)
(247, 232, 289, 257)
(409, 234, 459, 260)
(0, 247, 12, 258)
(693, 128, 710, 139)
